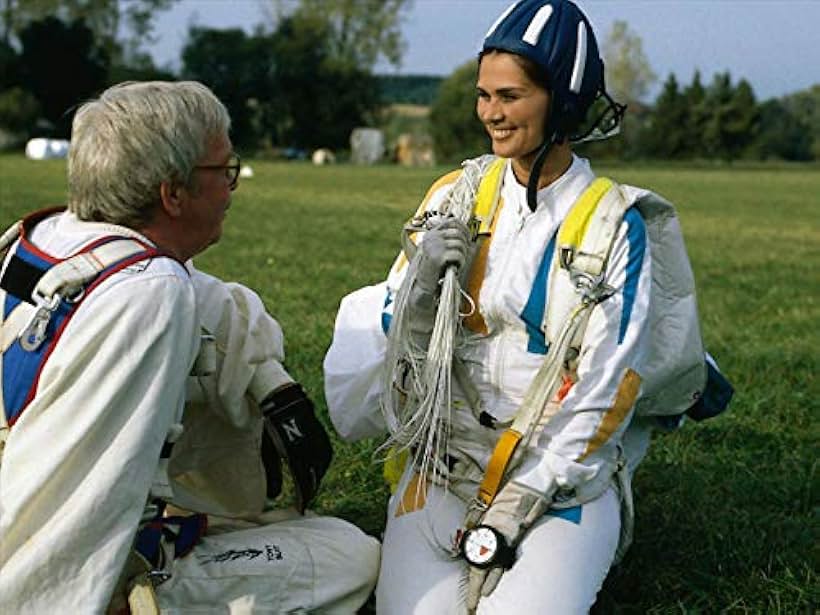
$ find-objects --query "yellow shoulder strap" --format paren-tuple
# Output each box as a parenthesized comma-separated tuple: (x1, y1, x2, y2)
(473, 157, 506, 234)
(463, 157, 506, 334)
(556, 177, 614, 252)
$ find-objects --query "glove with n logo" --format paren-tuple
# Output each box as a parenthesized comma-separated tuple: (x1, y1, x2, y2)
(260, 383, 333, 513)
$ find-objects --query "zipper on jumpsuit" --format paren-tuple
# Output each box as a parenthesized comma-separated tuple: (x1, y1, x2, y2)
(487, 203, 531, 403)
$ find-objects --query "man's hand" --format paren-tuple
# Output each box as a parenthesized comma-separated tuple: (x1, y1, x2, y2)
(465, 482, 550, 611)
(260, 383, 333, 513)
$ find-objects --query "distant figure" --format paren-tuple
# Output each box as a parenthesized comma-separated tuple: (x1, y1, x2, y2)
(350, 127, 386, 164)
(312, 147, 337, 165)
(324, 1, 727, 612)
(395, 133, 435, 167)
(0, 81, 378, 613)
(24, 137, 69, 160)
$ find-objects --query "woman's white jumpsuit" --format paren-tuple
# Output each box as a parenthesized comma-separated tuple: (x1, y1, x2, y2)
(324, 156, 659, 614)
(0, 211, 379, 613)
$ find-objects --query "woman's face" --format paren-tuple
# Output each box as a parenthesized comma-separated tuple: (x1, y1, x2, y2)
(476, 51, 550, 161)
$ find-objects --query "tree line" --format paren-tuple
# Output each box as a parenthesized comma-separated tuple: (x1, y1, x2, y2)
(0, 0, 407, 152)
(0, 4, 817, 162)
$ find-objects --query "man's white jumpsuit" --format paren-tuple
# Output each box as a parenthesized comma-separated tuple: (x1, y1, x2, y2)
(0, 211, 379, 613)
(324, 156, 659, 613)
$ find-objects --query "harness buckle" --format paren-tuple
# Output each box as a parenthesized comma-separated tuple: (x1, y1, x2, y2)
(146, 570, 172, 586)
(468, 495, 489, 516)
(569, 268, 615, 306)
(19, 291, 61, 352)
(467, 216, 483, 241)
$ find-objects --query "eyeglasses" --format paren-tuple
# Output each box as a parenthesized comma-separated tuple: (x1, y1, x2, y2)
(195, 153, 241, 191)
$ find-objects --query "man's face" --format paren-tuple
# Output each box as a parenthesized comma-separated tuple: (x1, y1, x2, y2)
(182, 133, 234, 257)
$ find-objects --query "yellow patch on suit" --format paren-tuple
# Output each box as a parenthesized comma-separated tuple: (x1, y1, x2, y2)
(394, 472, 428, 517)
(579, 368, 642, 461)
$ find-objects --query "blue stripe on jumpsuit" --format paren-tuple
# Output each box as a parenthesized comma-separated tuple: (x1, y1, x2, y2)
(381, 293, 393, 335)
(516, 211, 646, 524)
(519, 234, 583, 524)
(619, 208, 646, 344)
(519, 235, 556, 355)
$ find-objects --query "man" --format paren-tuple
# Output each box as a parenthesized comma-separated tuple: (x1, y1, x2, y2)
(0, 81, 379, 613)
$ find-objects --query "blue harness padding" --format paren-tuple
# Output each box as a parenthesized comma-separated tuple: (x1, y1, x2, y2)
(135, 513, 208, 568)
(0, 209, 160, 427)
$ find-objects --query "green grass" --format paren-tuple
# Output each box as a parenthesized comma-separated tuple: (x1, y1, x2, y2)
(0, 154, 816, 612)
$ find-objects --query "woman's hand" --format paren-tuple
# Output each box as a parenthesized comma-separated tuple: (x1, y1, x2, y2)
(415, 217, 471, 293)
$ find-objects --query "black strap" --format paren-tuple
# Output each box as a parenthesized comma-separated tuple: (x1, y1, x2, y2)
(0, 254, 45, 304)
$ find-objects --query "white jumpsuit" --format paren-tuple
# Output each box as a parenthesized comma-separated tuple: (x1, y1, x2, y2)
(0, 211, 379, 613)
(324, 156, 657, 614)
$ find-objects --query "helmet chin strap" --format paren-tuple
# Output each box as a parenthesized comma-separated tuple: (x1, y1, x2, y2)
(525, 131, 560, 213)
(525, 93, 563, 213)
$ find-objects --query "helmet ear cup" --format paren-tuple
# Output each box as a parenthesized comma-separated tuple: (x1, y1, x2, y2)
(548, 96, 580, 142)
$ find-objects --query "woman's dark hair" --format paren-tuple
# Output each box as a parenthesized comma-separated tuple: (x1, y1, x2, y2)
(478, 48, 551, 92)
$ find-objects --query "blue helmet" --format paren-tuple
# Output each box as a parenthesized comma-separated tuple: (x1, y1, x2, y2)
(481, 0, 614, 141)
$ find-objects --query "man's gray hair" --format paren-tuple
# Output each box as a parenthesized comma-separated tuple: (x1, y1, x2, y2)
(67, 81, 231, 228)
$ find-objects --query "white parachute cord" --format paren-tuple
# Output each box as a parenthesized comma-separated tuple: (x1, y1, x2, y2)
(414, 267, 459, 487)
(378, 155, 495, 488)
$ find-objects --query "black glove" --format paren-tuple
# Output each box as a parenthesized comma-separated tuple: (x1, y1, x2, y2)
(259, 383, 333, 513)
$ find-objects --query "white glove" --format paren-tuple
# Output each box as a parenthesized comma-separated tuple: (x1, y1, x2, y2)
(415, 217, 471, 293)
(406, 218, 470, 349)
(466, 482, 550, 612)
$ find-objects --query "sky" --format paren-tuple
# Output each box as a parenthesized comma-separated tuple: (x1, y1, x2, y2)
(148, 0, 820, 101)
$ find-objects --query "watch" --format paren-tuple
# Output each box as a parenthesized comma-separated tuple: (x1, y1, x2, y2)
(460, 525, 516, 569)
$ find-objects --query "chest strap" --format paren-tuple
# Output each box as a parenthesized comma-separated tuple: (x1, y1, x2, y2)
(472, 178, 628, 512)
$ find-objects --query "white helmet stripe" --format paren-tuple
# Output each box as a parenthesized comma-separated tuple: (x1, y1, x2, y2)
(569, 21, 588, 94)
(522, 4, 554, 45)
(484, 1, 520, 40)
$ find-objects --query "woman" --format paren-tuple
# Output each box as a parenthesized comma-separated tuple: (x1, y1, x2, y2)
(325, 1, 706, 612)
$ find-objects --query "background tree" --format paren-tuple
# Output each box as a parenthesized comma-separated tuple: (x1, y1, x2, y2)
(682, 70, 708, 158)
(754, 99, 813, 161)
(181, 27, 274, 150)
(0, 0, 176, 65)
(601, 20, 657, 106)
(429, 59, 488, 162)
(269, 0, 408, 71)
(18, 16, 109, 137)
(0, 87, 41, 145)
(725, 78, 760, 159)
(268, 13, 379, 150)
(596, 20, 656, 158)
(780, 85, 820, 159)
(377, 74, 442, 105)
(0, 37, 19, 89)
(0, 35, 37, 143)
(702, 72, 733, 159)
(644, 73, 688, 158)
(702, 72, 759, 161)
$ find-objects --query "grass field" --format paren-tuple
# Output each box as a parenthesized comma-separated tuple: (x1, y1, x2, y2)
(0, 154, 817, 612)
